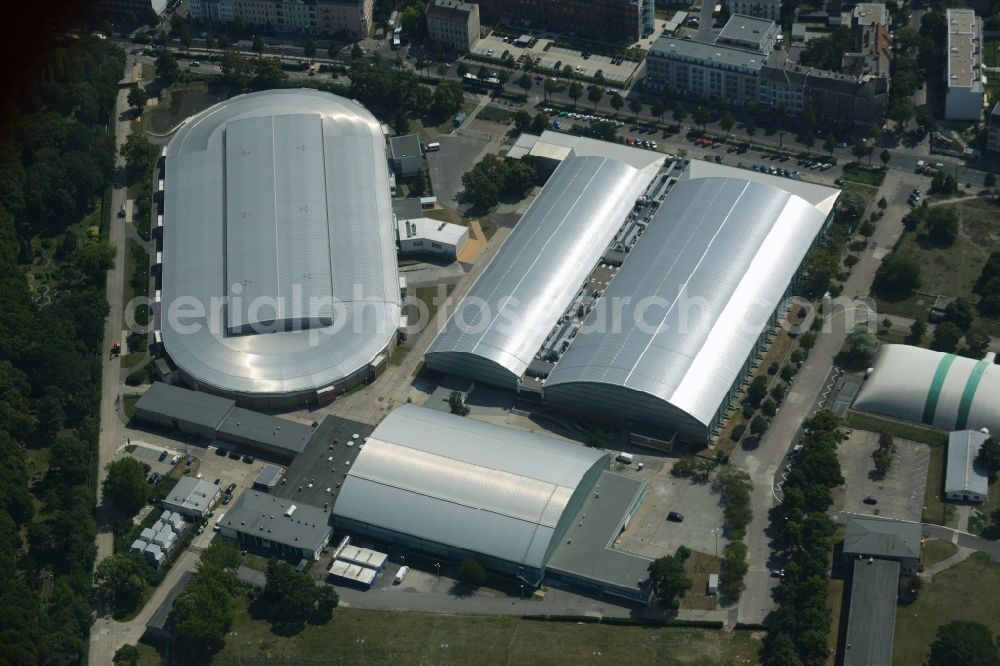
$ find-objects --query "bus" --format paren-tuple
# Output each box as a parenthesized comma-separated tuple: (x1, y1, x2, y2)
(462, 73, 503, 91)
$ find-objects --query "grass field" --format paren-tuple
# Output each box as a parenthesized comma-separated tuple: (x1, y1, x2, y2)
(826, 577, 846, 666)
(388, 345, 411, 365)
(680, 551, 721, 611)
(921, 539, 958, 566)
(968, 482, 1000, 537)
(874, 199, 1000, 334)
(922, 444, 958, 527)
(476, 105, 515, 122)
(844, 411, 948, 447)
(178, 600, 763, 665)
(144, 82, 222, 135)
(840, 162, 886, 187)
(893, 553, 1000, 666)
(986, 39, 1000, 67)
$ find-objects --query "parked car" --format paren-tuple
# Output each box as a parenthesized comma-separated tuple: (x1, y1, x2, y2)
(214, 477, 222, 485)
(222, 494, 233, 505)
(228, 450, 240, 459)
(667, 511, 684, 522)
(226, 482, 237, 495)
(216, 447, 228, 456)
(863, 495, 878, 505)
(242, 454, 255, 464)
(186, 455, 194, 465)
(158, 450, 168, 462)
(770, 568, 785, 578)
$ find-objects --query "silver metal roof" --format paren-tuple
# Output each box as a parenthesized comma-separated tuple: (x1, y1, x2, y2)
(425, 155, 656, 381)
(161, 89, 399, 398)
(946, 430, 990, 497)
(854, 345, 1000, 432)
(333, 405, 606, 570)
(545, 176, 830, 430)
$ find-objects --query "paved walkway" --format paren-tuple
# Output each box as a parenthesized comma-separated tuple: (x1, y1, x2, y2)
(920, 546, 975, 579)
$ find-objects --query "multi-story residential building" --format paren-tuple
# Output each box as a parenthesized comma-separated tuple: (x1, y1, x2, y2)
(988, 103, 1000, 153)
(759, 57, 889, 129)
(477, 0, 655, 42)
(317, 0, 373, 39)
(426, 0, 480, 52)
(843, 3, 891, 78)
(724, 0, 781, 23)
(190, 0, 372, 37)
(98, 0, 168, 17)
(646, 35, 766, 107)
(944, 8, 985, 121)
(646, 15, 889, 129)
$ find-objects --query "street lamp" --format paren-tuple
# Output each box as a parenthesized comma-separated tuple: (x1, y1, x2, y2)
(435, 562, 441, 577)
(519, 584, 524, 599)
(356, 637, 366, 666)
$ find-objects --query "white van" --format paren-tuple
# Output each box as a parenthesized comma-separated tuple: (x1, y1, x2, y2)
(616, 452, 634, 464)
(394, 565, 410, 584)
(213, 512, 226, 531)
(425, 142, 440, 152)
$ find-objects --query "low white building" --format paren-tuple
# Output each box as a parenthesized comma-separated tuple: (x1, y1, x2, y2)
(396, 217, 469, 259)
(162, 477, 221, 519)
(944, 8, 985, 121)
(945, 430, 990, 503)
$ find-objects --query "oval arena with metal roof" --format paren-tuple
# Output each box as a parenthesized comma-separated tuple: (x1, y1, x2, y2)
(157, 90, 399, 408)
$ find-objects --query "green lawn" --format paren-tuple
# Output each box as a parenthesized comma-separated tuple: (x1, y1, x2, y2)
(388, 345, 410, 365)
(968, 481, 1000, 537)
(476, 105, 515, 123)
(985, 39, 1000, 68)
(840, 162, 886, 187)
(893, 553, 1000, 666)
(144, 82, 221, 135)
(922, 444, 958, 527)
(413, 284, 456, 328)
(680, 551, 721, 611)
(921, 539, 958, 566)
(874, 199, 1000, 335)
(201, 599, 761, 665)
(844, 411, 948, 447)
(123, 395, 140, 420)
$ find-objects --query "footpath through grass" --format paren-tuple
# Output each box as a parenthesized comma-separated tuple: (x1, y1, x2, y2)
(196, 600, 761, 665)
(893, 553, 1000, 666)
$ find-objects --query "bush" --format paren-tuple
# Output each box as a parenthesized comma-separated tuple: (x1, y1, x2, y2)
(770, 383, 786, 402)
(761, 398, 777, 417)
(730, 424, 747, 441)
(458, 559, 487, 587)
(767, 361, 779, 375)
(780, 364, 795, 382)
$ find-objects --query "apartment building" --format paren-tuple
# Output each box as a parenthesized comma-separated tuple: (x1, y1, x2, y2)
(724, 0, 781, 23)
(843, 3, 892, 78)
(190, 0, 373, 37)
(646, 36, 766, 107)
(944, 8, 985, 121)
(426, 0, 480, 52)
(477, 0, 655, 42)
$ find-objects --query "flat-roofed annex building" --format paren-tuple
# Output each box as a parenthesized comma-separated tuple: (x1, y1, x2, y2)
(332, 405, 611, 585)
(218, 490, 332, 560)
(158, 90, 399, 409)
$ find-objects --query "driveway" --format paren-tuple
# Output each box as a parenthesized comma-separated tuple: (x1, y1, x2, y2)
(834, 432, 929, 522)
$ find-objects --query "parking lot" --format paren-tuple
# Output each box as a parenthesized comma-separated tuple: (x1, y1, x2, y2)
(470, 35, 640, 84)
(835, 430, 930, 522)
(616, 455, 728, 559)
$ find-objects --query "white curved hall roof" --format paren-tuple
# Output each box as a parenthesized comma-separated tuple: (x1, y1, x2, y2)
(160, 89, 399, 398)
(545, 175, 835, 429)
(425, 154, 658, 381)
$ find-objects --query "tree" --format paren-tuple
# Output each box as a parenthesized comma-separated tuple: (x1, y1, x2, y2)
(126, 85, 146, 115)
(568, 82, 583, 107)
(610, 93, 624, 114)
(750, 414, 769, 436)
(651, 99, 666, 122)
(852, 140, 867, 162)
(802, 131, 815, 151)
(943, 298, 974, 332)
(102, 457, 148, 515)
(252, 57, 288, 89)
(931, 321, 963, 353)
(95, 554, 147, 610)
(587, 85, 604, 110)
(720, 111, 735, 136)
(448, 391, 469, 416)
(747, 375, 768, 407)
(931, 171, 958, 195)
(205, 34, 215, 49)
(673, 102, 686, 128)
(879, 149, 891, 167)
(351, 43, 364, 61)
(199, 541, 241, 576)
(171, 571, 234, 655)
(873, 253, 921, 299)
(562, 64, 574, 78)
(908, 317, 927, 343)
(824, 133, 836, 155)
(113, 645, 141, 666)
(517, 72, 531, 92)
(303, 38, 316, 59)
(629, 98, 643, 120)
(458, 559, 487, 587)
(925, 207, 959, 246)
(155, 48, 179, 84)
(260, 560, 321, 631)
(984, 172, 996, 191)
(252, 34, 265, 55)
(693, 106, 710, 131)
(647, 552, 692, 608)
(928, 620, 1000, 666)
(180, 28, 192, 50)
(978, 438, 1000, 475)
(169, 12, 184, 35)
(431, 80, 463, 118)
(313, 586, 339, 623)
(543, 77, 556, 101)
